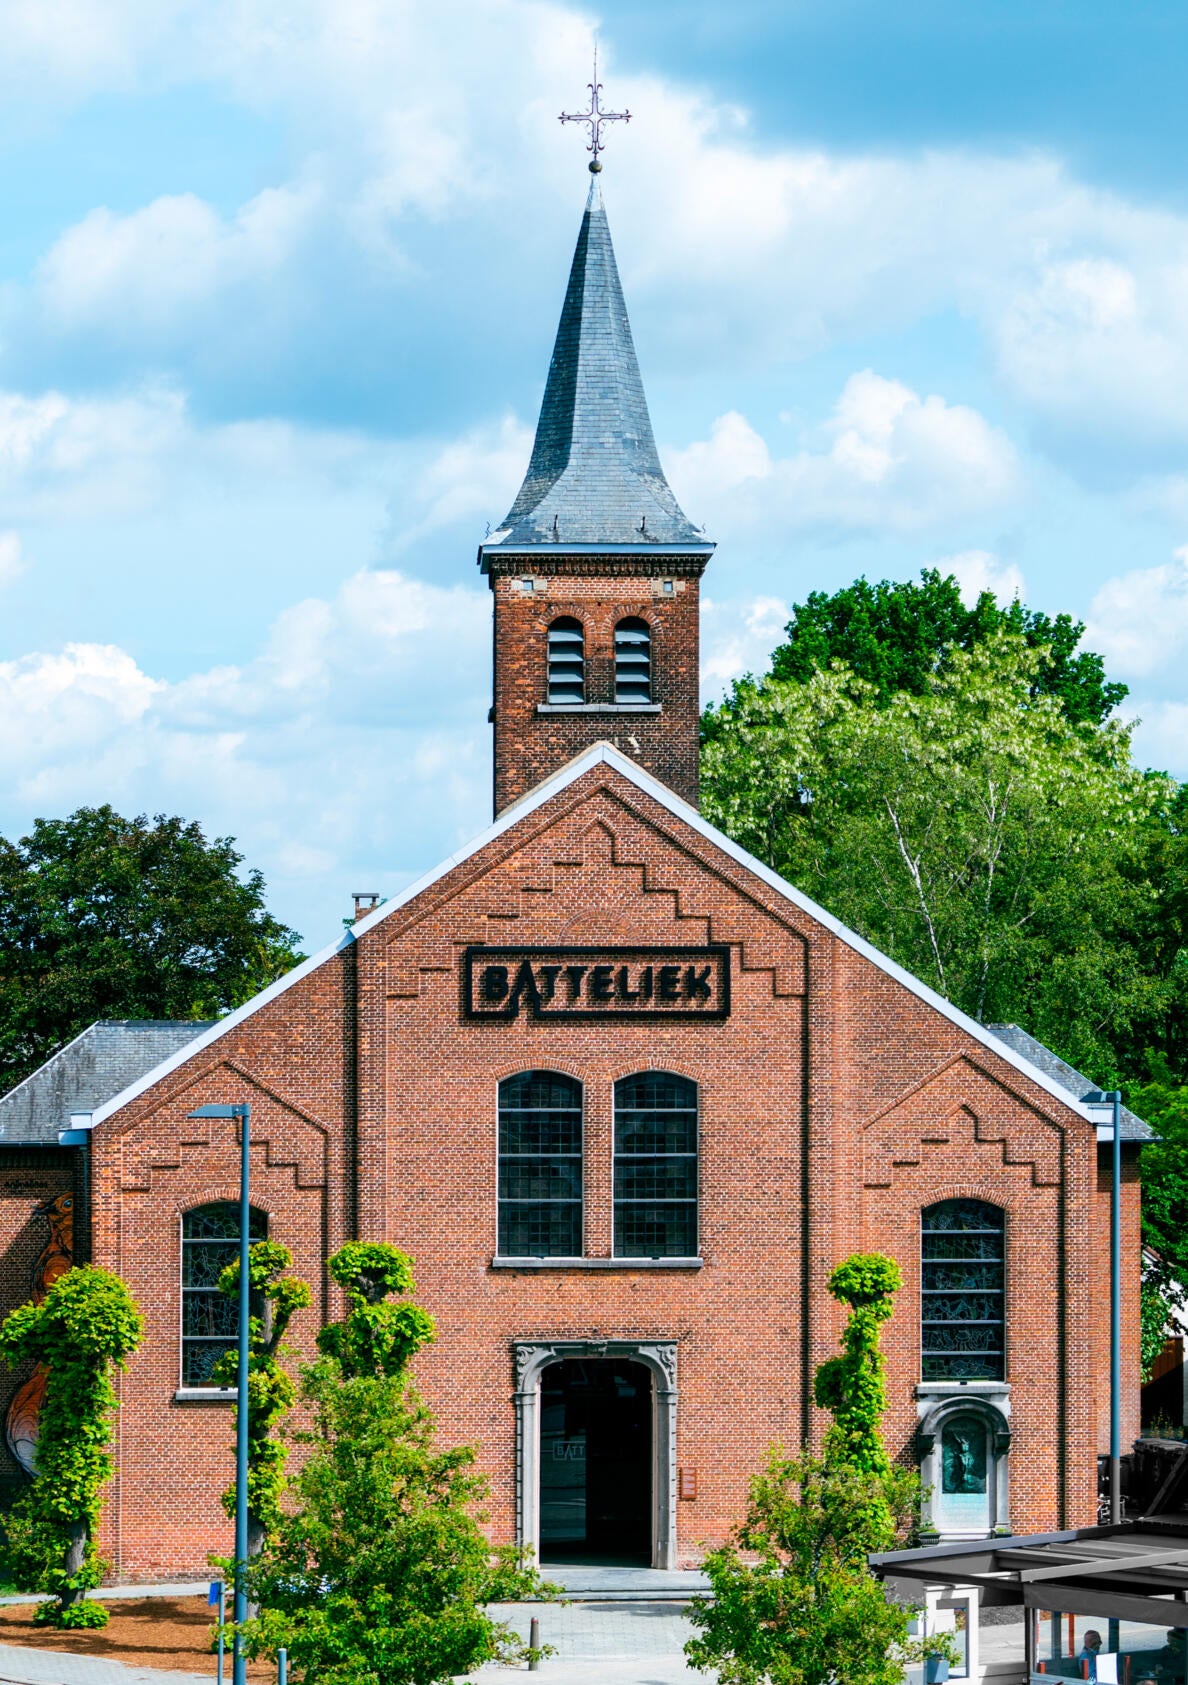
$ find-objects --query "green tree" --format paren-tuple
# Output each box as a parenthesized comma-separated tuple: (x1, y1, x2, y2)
(238, 1243, 547, 1685)
(686, 1254, 918, 1685)
(213, 1242, 312, 1557)
(738, 567, 1127, 727)
(701, 634, 1169, 1078)
(0, 1267, 143, 1628)
(0, 805, 303, 1092)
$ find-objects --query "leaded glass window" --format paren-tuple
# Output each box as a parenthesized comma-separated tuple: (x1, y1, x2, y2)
(922, 1200, 1005, 1380)
(614, 1073, 698, 1258)
(547, 618, 585, 704)
(181, 1203, 267, 1386)
(614, 618, 652, 703)
(498, 1072, 583, 1256)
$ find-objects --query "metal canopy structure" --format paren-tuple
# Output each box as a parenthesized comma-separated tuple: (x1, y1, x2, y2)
(871, 1523, 1188, 1630)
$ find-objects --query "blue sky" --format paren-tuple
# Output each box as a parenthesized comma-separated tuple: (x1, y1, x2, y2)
(1, 0, 1187, 944)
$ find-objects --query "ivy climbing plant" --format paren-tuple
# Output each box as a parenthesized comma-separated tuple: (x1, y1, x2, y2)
(212, 1241, 312, 1557)
(0, 1266, 143, 1628)
(237, 1241, 549, 1685)
(686, 1252, 919, 1685)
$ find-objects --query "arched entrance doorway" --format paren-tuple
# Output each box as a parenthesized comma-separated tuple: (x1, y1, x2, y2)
(512, 1339, 679, 1568)
(539, 1358, 653, 1564)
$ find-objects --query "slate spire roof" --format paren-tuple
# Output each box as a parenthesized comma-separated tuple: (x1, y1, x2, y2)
(481, 182, 708, 556)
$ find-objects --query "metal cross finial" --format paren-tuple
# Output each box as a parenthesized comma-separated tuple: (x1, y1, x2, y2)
(559, 47, 630, 173)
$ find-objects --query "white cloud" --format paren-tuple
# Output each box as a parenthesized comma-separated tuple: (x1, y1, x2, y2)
(0, 568, 492, 940)
(35, 185, 320, 337)
(1130, 699, 1188, 779)
(10, 0, 1188, 471)
(0, 532, 26, 586)
(668, 373, 1020, 537)
(933, 549, 1026, 608)
(1084, 546, 1188, 679)
(700, 594, 789, 695)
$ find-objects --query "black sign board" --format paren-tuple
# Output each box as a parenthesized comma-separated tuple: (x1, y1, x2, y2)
(462, 945, 730, 1022)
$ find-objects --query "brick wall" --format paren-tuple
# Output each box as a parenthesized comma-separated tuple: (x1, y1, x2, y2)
(489, 557, 704, 815)
(92, 761, 1133, 1573)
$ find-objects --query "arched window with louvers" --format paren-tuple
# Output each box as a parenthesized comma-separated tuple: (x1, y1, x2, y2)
(547, 617, 585, 704)
(921, 1199, 1006, 1380)
(614, 617, 652, 703)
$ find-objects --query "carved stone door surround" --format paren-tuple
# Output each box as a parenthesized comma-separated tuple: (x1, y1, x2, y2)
(512, 1338, 679, 1570)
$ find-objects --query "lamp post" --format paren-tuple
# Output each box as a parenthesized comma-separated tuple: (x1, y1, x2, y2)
(1087, 1088, 1123, 1525)
(188, 1103, 251, 1685)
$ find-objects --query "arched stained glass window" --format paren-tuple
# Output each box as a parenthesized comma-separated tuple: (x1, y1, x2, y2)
(922, 1199, 1005, 1380)
(498, 1072, 583, 1257)
(547, 618, 585, 704)
(614, 618, 652, 703)
(614, 1073, 698, 1258)
(181, 1202, 267, 1386)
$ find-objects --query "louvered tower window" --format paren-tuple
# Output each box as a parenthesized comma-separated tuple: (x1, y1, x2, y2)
(547, 618, 585, 703)
(614, 1073, 698, 1257)
(181, 1203, 267, 1386)
(922, 1199, 1005, 1380)
(614, 618, 652, 703)
(498, 1071, 583, 1256)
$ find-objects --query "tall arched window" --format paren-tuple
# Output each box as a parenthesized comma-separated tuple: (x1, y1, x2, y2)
(922, 1200, 1006, 1380)
(181, 1202, 267, 1386)
(614, 618, 652, 703)
(498, 1072, 583, 1256)
(547, 618, 585, 704)
(614, 1073, 698, 1257)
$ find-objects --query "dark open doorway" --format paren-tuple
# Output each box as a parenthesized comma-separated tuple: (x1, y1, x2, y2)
(539, 1358, 653, 1565)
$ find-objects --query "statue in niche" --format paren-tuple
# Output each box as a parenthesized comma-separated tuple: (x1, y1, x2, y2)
(941, 1415, 987, 1495)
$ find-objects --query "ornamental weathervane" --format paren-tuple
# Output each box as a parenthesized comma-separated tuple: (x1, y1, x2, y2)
(559, 48, 630, 172)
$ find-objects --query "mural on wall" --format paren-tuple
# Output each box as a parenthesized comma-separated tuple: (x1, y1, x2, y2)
(4, 1194, 74, 1476)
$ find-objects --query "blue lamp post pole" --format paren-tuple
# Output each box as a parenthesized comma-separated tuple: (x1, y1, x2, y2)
(188, 1103, 251, 1685)
(1088, 1088, 1124, 1527)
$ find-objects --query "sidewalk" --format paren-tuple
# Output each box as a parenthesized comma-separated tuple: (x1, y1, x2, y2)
(0, 1592, 710, 1685)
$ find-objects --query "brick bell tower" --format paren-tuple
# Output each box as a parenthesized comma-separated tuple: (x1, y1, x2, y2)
(479, 179, 714, 816)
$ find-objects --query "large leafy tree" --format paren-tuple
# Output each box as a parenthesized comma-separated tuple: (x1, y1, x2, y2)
(0, 806, 302, 1091)
(703, 633, 1168, 1079)
(739, 567, 1128, 727)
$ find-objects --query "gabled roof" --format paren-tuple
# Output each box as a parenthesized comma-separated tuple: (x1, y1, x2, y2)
(0, 1021, 214, 1146)
(86, 743, 1099, 1133)
(479, 183, 709, 559)
(987, 1022, 1153, 1141)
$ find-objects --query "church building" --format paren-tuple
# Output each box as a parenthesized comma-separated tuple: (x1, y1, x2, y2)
(0, 179, 1146, 1579)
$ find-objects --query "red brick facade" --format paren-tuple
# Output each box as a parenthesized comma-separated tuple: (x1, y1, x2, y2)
(82, 752, 1139, 1578)
(489, 555, 705, 813)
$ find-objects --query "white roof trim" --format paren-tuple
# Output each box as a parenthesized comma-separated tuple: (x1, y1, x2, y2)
(89, 741, 1094, 1128)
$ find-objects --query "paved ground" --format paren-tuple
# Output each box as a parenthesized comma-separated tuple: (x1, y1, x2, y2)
(463, 1601, 707, 1683)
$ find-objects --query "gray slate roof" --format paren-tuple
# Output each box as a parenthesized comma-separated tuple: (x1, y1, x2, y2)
(0, 1021, 213, 1146)
(987, 1023, 1153, 1141)
(483, 183, 706, 553)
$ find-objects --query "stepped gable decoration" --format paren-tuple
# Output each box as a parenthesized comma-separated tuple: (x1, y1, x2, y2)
(463, 943, 730, 1021)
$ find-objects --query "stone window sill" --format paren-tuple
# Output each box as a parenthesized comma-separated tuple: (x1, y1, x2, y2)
(536, 703, 662, 715)
(173, 1387, 238, 1404)
(490, 1256, 702, 1271)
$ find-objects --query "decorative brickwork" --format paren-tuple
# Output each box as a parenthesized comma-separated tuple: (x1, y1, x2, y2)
(488, 558, 706, 813)
(84, 757, 1136, 1577)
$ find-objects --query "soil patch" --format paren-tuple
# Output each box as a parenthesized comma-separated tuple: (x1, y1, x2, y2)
(0, 1595, 273, 1677)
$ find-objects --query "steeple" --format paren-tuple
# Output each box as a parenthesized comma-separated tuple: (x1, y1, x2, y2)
(480, 183, 708, 556)
(481, 157, 713, 819)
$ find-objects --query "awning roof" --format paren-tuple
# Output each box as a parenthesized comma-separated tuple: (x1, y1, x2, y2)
(870, 1523, 1188, 1628)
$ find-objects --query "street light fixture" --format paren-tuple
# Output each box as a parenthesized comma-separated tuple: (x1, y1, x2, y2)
(188, 1103, 251, 1685)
